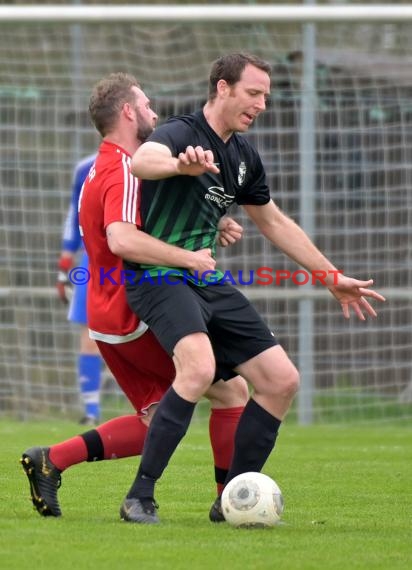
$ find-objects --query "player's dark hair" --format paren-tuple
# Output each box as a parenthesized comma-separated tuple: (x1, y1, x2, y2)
(89, 72, 140, 136)
(208, 53, 271, 101)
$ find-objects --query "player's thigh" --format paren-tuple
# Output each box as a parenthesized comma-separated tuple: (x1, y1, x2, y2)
(173, 331, 215, 374)
(236, 344, 299, 397)
(96, 332, 174, 413)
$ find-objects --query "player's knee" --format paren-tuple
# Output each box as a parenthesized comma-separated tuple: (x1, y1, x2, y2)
(256, 364, 299, 402)
(280, 366, 300, 400)
(174, 358, 216, 399)
(191, 361, 216, 389)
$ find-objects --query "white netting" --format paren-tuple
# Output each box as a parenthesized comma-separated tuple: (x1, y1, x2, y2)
(0, 5, 411, 422)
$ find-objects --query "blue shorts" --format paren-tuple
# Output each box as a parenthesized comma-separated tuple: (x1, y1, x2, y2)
(67, 250, 88, 325)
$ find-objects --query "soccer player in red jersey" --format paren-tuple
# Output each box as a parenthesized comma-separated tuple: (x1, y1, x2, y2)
(20, 73, 248, 520)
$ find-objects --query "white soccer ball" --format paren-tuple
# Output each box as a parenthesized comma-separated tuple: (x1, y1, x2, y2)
(221, 472, 284, 528)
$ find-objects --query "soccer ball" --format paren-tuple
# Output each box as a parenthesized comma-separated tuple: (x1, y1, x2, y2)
(221, 472, 284, 528)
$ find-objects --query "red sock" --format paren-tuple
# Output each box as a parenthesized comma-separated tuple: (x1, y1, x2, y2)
(49, 414, 148, 471)
(98, 415, 148, 460)
(49, 436, 88, 472)
(209, 406, 244, 495)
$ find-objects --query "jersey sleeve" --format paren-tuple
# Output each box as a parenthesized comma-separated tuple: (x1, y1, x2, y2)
(236, 146, 271, 206)
(103, 161, 141, 229)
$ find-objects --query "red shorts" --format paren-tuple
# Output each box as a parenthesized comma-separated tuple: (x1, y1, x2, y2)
(96, 330, 174, 414)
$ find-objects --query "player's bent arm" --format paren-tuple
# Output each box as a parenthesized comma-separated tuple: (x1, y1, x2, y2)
(131, 141, 180, 180)
(106, 221, 216, 274)
(131, 142, 219, 179)
(243, 200, 338, 282)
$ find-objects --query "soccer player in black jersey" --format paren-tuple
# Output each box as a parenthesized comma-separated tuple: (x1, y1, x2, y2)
(123, 53, 385, 523)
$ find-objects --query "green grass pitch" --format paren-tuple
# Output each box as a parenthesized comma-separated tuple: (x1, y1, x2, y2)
(1, 418, 411, 570)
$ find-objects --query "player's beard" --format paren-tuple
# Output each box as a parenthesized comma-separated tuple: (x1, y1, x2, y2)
(135, 108, 155, 143)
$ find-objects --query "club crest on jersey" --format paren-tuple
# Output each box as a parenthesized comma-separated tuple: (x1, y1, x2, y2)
(238, 161, 246, 185)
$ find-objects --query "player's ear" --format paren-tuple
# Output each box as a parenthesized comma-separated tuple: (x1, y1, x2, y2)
(122, 102, 135, 121)
(216, 79, 230, 98)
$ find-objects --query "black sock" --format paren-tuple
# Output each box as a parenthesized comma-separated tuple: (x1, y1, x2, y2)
(80, 429, 104, 462)
(215, 466, 228, 488)
(127, 386, 196, 499)
(224, 398, 281, 486)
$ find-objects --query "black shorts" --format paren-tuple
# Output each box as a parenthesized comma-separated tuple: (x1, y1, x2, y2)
(126, 279, 277, 380)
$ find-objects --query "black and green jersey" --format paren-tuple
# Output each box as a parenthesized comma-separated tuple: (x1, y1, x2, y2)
(127, 110, 270, 285)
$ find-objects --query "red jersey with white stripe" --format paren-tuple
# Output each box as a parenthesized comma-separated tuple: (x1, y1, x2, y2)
(79, 140, 147, 343)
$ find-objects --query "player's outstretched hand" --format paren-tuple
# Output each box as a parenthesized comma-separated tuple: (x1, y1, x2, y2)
(217, 216, 243, 247)
(177, 145, 220, 176)
(328, 275, 386, 320)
